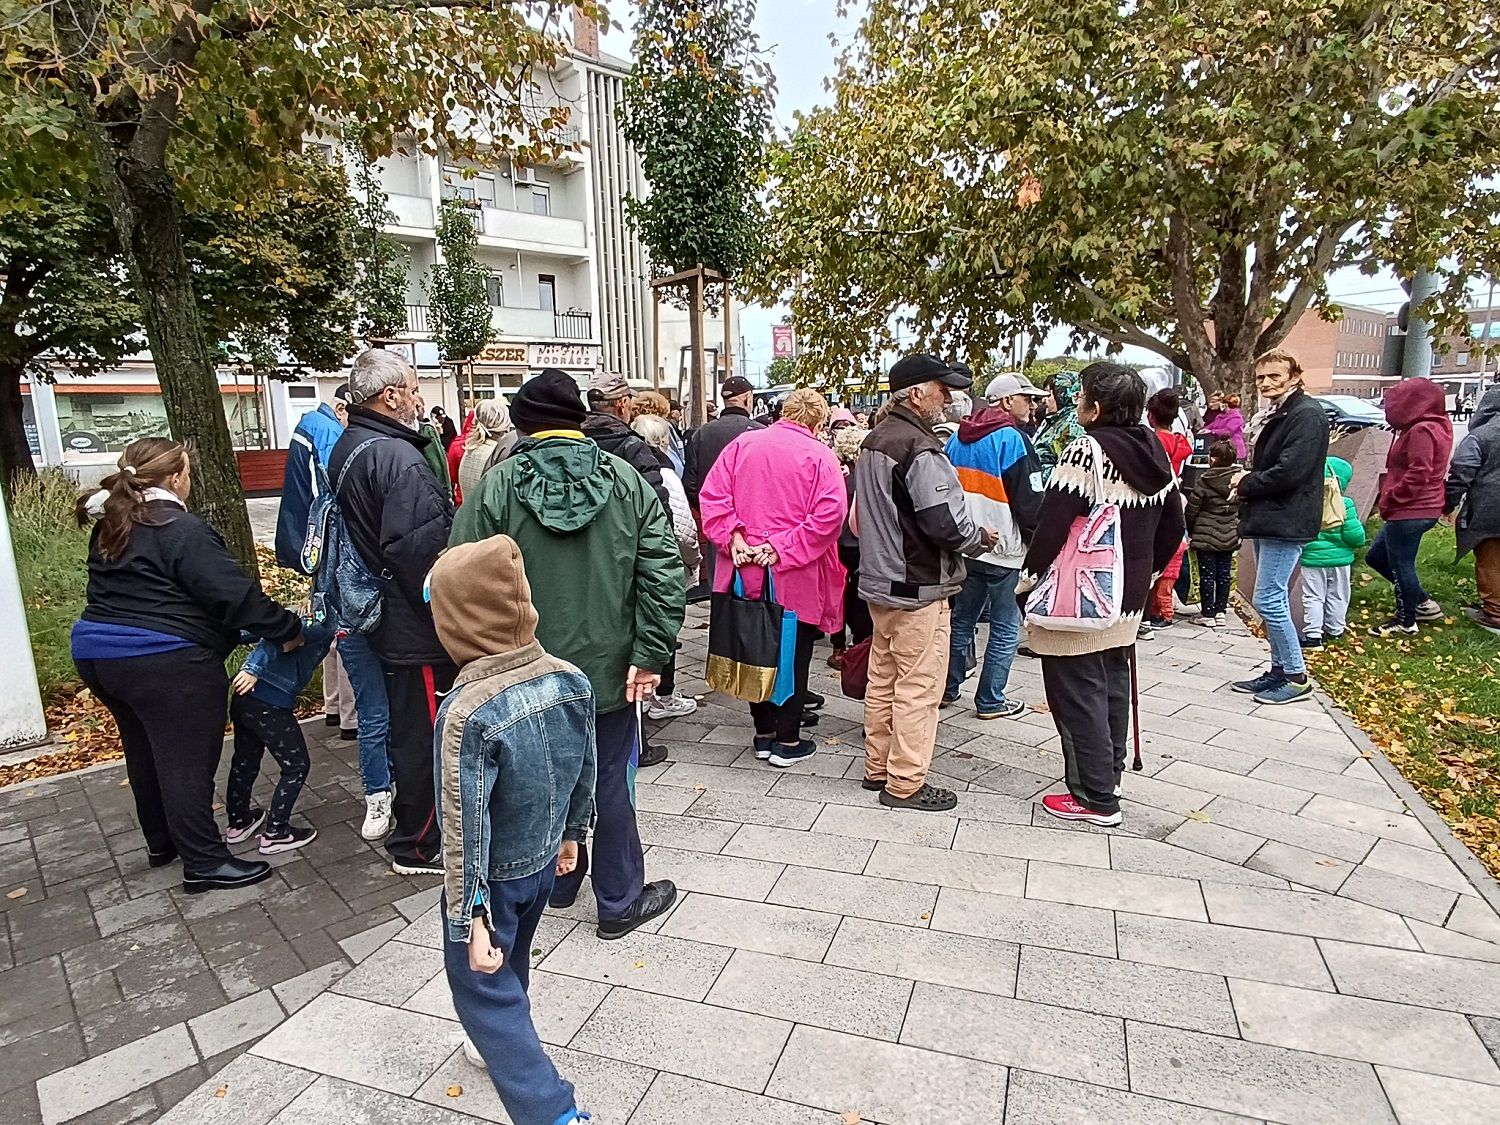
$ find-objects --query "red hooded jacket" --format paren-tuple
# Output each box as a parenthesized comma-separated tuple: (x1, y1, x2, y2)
(1379, 378, 1453, 521)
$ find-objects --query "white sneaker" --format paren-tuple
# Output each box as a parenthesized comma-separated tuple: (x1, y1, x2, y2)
(646, 694, 698, 720)
(1214, 613, 1228, 627)
(361, 790, 394, 841)
(1137, 624, 1155, 641)
(462, 1037, 487, 1069)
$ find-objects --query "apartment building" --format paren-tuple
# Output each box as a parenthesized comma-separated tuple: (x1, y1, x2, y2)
(1274, 303, 1400, 395)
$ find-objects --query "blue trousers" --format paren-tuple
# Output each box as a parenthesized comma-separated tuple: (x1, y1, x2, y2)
(546, 705, 644, 922)
(334, 630, 391, 795)
(443, 878, 578, 1125)
(1367, 518, 1437, 626)
(945, 562, 1021, 712)
(1251, 538, 1306, 676)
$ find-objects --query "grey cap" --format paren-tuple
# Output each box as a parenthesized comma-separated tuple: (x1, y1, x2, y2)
(985, 372, 1048, 402)
(587, 371, 632, 402)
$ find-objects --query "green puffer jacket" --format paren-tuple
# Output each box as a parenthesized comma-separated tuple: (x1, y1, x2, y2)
(1300, 457, 1366, 569)
(450, 437, 684, 713)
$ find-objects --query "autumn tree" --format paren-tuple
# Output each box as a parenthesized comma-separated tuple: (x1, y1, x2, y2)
(624, 0, 775, 422)
(752, 0, 1500, 401)
(4, 0, 600, 567)
(427, 197, 495, 364)
(347, 132, 413, 343)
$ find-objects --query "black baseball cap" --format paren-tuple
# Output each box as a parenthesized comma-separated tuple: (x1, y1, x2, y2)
(888, 353, 972, 393)
(332, 383, 352, 402)
(721, 376, 754, 398)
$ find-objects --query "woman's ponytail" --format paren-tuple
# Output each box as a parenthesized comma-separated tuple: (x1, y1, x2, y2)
(76, 438, 188, 561)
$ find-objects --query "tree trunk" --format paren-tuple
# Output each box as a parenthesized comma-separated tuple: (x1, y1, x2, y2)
(83, 126, 258, 573)
(688, 269, 708, 428)
(0, 363, 37, 501)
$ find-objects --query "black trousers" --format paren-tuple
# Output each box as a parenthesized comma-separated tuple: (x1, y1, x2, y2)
(75, 646, 232, 872)
(382, 661, 457, 867)
(227, 694, 310, 835)
(749, 623, 821, 743)
(659, 651, 677, 697)
(1041, 646, 1131, 815)
(1195, 550, 1234, 617)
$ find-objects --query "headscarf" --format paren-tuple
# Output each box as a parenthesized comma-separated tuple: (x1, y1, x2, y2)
(1033, 368, 1086, 480)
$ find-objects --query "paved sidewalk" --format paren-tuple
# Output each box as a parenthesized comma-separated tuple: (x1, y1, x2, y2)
(7, 605, 1500, 1123)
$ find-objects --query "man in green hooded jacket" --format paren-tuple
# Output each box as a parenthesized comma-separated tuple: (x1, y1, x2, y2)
(450, 370, 684, 940)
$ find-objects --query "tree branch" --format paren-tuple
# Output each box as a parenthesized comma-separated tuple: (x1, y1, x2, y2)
(1070, 281, 1190, 369)
(1259, 220, 1359, 351)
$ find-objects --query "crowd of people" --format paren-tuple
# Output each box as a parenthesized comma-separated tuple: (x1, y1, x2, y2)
(65, 341, 1500, 1125)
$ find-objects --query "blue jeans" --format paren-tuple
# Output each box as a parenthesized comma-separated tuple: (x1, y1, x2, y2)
(334, 631, 391, 795)
(1367, 518, 1437, 626)
(945, 562, 1022, 712)
(443, 877, 579, 1125)
(1251, 538, 1306, 677)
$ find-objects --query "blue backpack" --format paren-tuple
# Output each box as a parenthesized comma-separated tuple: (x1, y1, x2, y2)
(305, 437, 386, 635)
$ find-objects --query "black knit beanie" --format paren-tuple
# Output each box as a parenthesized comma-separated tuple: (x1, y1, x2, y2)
(510, 369, 587, 434)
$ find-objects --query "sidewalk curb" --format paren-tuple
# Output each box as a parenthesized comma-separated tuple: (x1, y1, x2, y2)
(1313, 689, 1500, 918)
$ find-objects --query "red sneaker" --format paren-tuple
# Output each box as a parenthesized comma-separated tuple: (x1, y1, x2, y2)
(1041, 793, 1122, 827)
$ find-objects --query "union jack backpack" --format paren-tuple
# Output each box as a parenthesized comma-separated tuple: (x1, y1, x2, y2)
(1025, 437, 1124, 633)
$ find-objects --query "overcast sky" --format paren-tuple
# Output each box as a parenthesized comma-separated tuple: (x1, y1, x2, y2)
(602, 1, 1412, 378)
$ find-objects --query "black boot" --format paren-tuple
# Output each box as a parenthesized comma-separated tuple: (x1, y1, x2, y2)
(182, 857, 273, 895)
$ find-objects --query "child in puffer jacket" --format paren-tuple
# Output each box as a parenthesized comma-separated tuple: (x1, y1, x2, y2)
(1298, 456, 1366, 647)
(1184, 441, 1242, 626)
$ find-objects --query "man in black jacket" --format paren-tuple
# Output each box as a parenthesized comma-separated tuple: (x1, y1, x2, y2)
(681, 376, 763, 599)
(329, 348, 456, 875)
(582, 370, 671, 514)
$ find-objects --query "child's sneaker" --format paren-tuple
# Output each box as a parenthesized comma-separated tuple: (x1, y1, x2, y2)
(1369, 619, 1418, 637)
(1137, 623, 1156, 641)
(645, 693, 697, 720)
(1201, 615, 1222, 629)
(768, 739, 817, 768)
(1041, 793, 1122, 827)
(1254, 678, 1314, 706)
(224, 808, 267, 845)
(1213, 613, 1228, 627)
(258, 825, 317, 855)
(361, 790, 394, 841)
(1415, 598, 1445, 622)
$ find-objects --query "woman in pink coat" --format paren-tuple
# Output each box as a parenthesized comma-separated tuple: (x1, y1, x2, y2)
(700, 388, 848, 767)
(1203, 392, 1247, 460)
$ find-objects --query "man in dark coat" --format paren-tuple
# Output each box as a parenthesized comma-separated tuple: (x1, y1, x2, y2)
(1446, 386, 1500, 632)
(329, 348, 456, 875)
(581, 370, 671, 514)
(681, 376, 764, 598)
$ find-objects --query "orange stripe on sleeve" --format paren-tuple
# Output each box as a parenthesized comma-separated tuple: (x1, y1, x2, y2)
(955, 466, 1009, 503)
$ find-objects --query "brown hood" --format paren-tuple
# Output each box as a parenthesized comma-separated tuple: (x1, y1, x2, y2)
(429, 536, 539, 667)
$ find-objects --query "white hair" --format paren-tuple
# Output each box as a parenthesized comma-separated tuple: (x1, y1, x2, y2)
(348, 348, 413, 404)
(631, 412, 672, 452)
(944, 390, 973, 423)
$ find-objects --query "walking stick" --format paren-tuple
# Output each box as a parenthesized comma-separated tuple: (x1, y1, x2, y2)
(1128, 644, 1143, 772)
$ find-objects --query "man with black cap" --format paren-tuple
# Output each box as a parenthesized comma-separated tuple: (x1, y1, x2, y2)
(582, 370, 671, 513)
(451, 370, 683, 940)
(853, 353, 997, 813)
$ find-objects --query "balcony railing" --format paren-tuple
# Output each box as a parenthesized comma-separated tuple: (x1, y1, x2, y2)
(554, 310, 592, 340)
(406, 304, 430, 335)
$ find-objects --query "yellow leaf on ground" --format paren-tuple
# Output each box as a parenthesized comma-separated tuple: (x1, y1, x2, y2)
(6, 888, 28, 899)
(447, 1084, 463, 1097)
(1185, 809, 1211, 823)
(841, 1113, 862, 1125)
(213, 1085, 228, 1099)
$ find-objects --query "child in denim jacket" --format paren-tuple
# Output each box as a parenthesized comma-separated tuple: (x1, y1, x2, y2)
(429, 535, 596, 1125)
(224, 618, 332, 853)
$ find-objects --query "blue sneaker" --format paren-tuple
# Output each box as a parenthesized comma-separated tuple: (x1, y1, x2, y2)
(1254, 678, 1314, 705)
(1232, 670, 1284, 695)
(768, 739, 817, 768)
(753, 735, 775, 760)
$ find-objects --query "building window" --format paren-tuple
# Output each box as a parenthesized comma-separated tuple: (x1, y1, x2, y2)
(306, 142, 335, 163)
(538, 274, 556, 311)
(486, 273, 504, 308)
(1458, 351, 1470, 367)
(530, 184, 550, 215)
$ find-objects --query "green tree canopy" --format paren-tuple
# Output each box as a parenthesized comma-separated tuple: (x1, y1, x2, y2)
(427, 197, 494, 363)
(750, 0, 1500, 401)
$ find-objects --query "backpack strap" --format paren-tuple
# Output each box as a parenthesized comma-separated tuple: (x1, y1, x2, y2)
(334, 436, 390, 496)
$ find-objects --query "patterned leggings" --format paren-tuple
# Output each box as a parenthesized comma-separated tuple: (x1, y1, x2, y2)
(227, 694, 311, 835)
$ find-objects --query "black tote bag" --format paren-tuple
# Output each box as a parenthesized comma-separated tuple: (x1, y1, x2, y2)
(706, 568, 786, 703)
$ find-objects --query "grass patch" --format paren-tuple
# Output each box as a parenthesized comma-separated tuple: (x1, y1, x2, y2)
(1308, 522, 1500, 880)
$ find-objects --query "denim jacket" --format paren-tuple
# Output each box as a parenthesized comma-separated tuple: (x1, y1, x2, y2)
(241, 621, 334, 711)
(436, 641, 597, 943)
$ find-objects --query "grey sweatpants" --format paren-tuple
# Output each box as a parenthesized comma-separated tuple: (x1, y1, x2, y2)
(1300, 565, 1351, 640)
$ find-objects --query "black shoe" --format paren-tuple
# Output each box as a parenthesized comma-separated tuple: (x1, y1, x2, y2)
(768, 739, 817, 768)
(860, 777, 886, 792)
(340, 728, 358, 741)
(146, 844, 178, 868)
(597, 880, 678, 940)
(802, 691, 826, 711)
(1145, 617, 1175, 629)
(638, 743, 668, 769)
(800, 711, 819, 728)
(1016, 645, 1037, 659)
(1232, 669, 1284, 695)
(1299, 634, 1324, 649)
(182, 857, 274, 895)
(879, 784, 959, 812)
(324, 715, 340, 728)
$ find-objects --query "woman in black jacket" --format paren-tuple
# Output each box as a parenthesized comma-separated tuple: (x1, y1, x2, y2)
(1233, 350, 1330, 705)
(72, 438, 304, 894)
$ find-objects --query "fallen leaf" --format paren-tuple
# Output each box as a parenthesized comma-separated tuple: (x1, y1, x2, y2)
(6, 888, 28, 900)
(841, 1113, 862, 1125)
(919, 912, 931, 921)
(1185, 809, 1211, 823)
(446, 1084, 463, 1098)
(633, 960, 647, 969)
(119, 778, 129, 787)
(214, 1085, 229, 1099)
(1314, 859, 1341, 868)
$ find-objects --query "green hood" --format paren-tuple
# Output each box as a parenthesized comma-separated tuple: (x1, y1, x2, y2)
(1325, 456, 1353, 490)
(511, 439, 615, 534)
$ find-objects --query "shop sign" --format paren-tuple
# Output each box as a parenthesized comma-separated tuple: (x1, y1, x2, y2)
(478, 342, 529, 364)
(530, 343, 598, 369)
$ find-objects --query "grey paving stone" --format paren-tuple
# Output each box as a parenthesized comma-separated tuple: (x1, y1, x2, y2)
(64, 1088, 157, 1125)
(635, 810, 739, 854)
(1160, 819, 1266, 865)
(537, 926, 731, 1001)
(952, 822, 1110, 867)
(391, 907, 444, 951)
(659, 892, 841, 961)
(1155, 761, 1311, 813)
(527, 970, 612, 1046)
(637, 782, 703, 814)
(1003, 1069, 1261, 1125)
(767, 865, 937, 926)
(271, 961, 349, 1016)
(337, 917, 406, 964)
(391, 886, 442, 922)
(79, 971, 227, 1055)
(1107, 837, 1287, 889)
(0, 954, 69, 1026)
(1245, 840, 1357, 891)
(267, 1075, 472, 1124)
(1203, 798, 1375, 862)
(1362, 838, 1473, 895)
(1471, 1015, 1500, 1064)
(252, 993, 458, 1097)
(187, 988, 284, 1058)
(1127, 1021, 1396, 1124)
(1115, 773, 1215, 816)
(413, 1044, 655, 1123)
(706, 948, 913, 1040)
(400, 972, 457, 1023)
(1202, 883, 1418, 948)
(1319, 940, 1500, 1016)
(1339, 865, 1459, 926)
(1207, 732, 1359, 774)
(722, 823, 875, 874)
(642, 845, 783, 901)
(153, 1053, 317, 1125)
(1228, 979, 1500, 1084)
(932, 886, 1117, 957)
(330, 934, 443, 1006)
(1406, 920, 1500, 963)
(0, 1020, 84, 1097)
(90, 892, 174, 939)
(569, 987, 790, 1092)
(1446, 895, 1500, 943)
(1116, 914, 1333, 990)
(36, 1022, 196, 1125)
(654, 762, 777, 796)
(1299, 794, 1434, 851)
(1026, 861, 1207, 921)
(810, 802, 960, 848)
(824, 916, 1018, 997)
(1374, 1068, 1499, 1125)
(212, 941, 307, 1002)
(683, 790, 822, 830)
(628, 1072, 837, 1125)
(902, 981, 1126, 1088)
(1247, 759, 1406, 811)
(863, 839, 1026, 896)
(1016, 946, 1238, 1035)
(767, 1024, 1011, 1125)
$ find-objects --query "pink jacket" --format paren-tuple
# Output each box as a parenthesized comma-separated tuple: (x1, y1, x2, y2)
(700, 420, 848, 633)
(1203, 407, 1247, 461)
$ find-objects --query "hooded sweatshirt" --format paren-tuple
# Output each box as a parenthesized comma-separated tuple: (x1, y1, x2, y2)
(1301, 457, 1367, 569)
(1445, 386, 1500, 558)
(1021, 425, 1184, 657)
(448, 436, 684, 713)
(946, 406, 1044, 569)
(1380, 378, 1453, 521)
